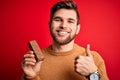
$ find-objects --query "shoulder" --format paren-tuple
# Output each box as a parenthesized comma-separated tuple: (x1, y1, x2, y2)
(91, 51, 103, 61)
(91, 51, 105, 66)
(41, 45, 51, 53)
(75, 43, 104, 62)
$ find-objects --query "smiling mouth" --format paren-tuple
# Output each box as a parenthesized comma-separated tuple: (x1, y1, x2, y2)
(57, 30, 70, 37)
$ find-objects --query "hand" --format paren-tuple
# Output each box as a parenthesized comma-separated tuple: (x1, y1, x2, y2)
(75, 44, 98, 76)
(21, 51, 42, 79)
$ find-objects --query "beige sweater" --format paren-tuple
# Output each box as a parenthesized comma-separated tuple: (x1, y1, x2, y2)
(23, 44, 109, 80)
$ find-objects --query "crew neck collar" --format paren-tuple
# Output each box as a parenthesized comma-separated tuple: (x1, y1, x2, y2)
(46, 44, 78, 56)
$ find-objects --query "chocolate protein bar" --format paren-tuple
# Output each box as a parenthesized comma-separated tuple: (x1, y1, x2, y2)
(28, 40, 44, 61)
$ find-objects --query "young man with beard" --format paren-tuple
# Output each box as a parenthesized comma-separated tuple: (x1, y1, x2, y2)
(21, 0, 109, 80)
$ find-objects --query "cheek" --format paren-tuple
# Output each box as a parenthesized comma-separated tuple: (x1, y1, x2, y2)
(50, 23, 57, 32)
(70, 26, 77, 33)
(51, 21, 60, 28)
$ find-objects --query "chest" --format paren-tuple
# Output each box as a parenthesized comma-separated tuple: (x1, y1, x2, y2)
(39, 53, 87, 80)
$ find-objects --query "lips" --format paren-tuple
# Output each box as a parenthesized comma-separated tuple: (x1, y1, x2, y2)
(57, 30, 69, 37)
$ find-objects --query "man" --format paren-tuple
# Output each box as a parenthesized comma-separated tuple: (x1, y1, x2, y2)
(21, 0, 109, 80)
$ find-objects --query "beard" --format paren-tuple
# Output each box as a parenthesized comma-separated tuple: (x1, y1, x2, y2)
(50, 27, 76, 45)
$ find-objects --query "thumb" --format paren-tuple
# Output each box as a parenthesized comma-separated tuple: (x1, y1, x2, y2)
(86, 44, 92, 57)
(36, 60, 43, 65)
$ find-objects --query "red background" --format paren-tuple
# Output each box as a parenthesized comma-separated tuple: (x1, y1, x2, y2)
(0, 0, 120, 80)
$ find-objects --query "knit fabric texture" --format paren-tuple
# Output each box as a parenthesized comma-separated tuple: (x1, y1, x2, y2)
(39, 44, 109, 80)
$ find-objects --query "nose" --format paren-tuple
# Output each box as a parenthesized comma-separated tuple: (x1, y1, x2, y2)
(60, 21, 67, 28)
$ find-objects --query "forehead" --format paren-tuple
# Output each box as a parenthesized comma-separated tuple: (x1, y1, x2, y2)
(53, 9, 77, 20)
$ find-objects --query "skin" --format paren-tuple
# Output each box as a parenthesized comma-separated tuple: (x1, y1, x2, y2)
(49, 9, 80, 52)
(75, 44, 98, 76)
(21, 9, 97, 79)
(21, 51, 42, 79)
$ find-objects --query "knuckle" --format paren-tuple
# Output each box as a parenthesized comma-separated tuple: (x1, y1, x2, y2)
(27, 51, 31, 53)
(26, 62, 35, 65)
(76, 63, 79, 67)
(78, 55, 81, 59)
(76, 59, 80, 63)
(76, 68, 80, 72)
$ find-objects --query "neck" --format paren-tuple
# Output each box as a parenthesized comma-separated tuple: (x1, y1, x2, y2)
(52, 40, 74, 52)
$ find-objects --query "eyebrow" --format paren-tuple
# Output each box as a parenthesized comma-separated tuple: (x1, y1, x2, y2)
(53, 16, 61, 20)
(68, 18, 76, 21)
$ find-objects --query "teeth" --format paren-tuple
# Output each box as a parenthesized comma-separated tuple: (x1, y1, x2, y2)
(60, 31, 67, 34)
(58, 31, 68, 36)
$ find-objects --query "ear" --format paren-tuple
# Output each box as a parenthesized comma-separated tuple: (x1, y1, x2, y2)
(76, 24, 80, 35)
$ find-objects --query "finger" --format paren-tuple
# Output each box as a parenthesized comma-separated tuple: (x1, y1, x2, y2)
(26, 51, 34, 54)
(24, 61, 36, 66)
(22, 59, 35, 67)
(22, 56, 36, 66)
(24, 52, 35, 58)
(24, 58, 36, 63)
(35, 60, 43, 67)
(76, 56, 84, 63)
(24, 58, 37, 65)
(86, 44, 92, 57)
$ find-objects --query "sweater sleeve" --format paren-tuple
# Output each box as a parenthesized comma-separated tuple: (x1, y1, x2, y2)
(92, 51, 109, 80)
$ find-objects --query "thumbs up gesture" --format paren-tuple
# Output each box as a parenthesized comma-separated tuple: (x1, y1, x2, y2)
(75, 44, 98, 76)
